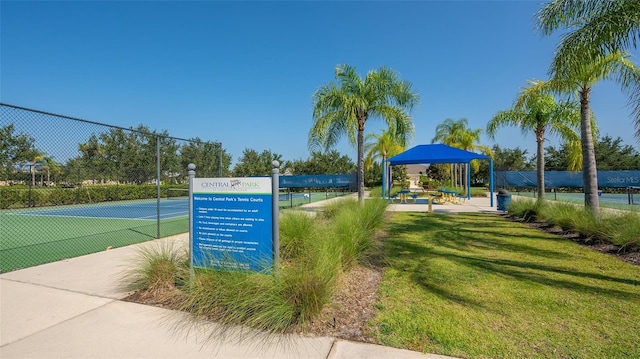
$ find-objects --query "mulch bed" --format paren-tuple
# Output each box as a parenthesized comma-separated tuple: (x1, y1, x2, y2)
(501, 213, 640, 266)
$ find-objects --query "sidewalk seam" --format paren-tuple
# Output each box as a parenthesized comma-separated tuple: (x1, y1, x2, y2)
(324, 338, 338, 359)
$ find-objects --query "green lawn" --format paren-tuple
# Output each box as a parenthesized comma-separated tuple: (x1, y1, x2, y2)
(369, 212, 640, 359)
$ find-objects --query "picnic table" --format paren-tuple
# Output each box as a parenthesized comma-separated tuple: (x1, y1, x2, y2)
(437, 189, 466, 204)
(437, 189, 458, 203)
(392, 189, 418, 204)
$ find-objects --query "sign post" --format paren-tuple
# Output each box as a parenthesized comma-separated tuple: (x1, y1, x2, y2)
(271, 161, 280, 272)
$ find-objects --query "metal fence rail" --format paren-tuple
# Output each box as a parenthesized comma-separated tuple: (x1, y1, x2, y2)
(0, 103, 221, 272)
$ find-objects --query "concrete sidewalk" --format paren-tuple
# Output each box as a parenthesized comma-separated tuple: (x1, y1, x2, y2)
(386, 195, 497, 214)
(1, 193, 492, 359)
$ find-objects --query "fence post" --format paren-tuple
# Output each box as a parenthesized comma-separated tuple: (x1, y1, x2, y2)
(218, 142, 223, 177)
(272, 160, 280, 273)
(76, 167, 81, 204)
(156, 135, 161, 239)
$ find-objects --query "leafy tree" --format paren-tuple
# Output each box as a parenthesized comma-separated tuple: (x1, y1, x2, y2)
(74, 126, 190, 185)
(546, 136, 640, 170)
(364, 160, 383, 187)
(0, 124, 40, 181)
(232, 148, 283, 177)
(475, 145, 535, 185)
(309, 64, 418, 202)
(128, 129, 182, 184)
(180, 138, 231, 179)
(543, 145, 571, 171)
(287, 150, 355, 175)
(537, 2, 640, 215)
(97, 128, 141, 183)
(491, 145, 535, 171)
(536, 0, 640, 138)
(487, 80, 581, 198)
(594, 136, 640, 170)
(424, 164, 449, 184)
(77, 134, 106, 184)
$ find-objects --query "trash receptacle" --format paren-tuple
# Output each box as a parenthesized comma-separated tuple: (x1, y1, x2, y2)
(497, 189, 511, 211)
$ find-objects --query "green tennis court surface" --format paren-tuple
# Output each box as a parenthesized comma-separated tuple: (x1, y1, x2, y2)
(0, 199, 189, 273)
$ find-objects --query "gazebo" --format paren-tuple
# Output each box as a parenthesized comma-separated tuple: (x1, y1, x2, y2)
(386, 144, 494, 207)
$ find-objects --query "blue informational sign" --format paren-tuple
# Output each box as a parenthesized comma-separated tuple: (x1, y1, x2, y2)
(191, 177, 273, 272)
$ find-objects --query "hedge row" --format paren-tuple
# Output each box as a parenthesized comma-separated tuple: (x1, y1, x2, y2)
(0, 185, 188, 209)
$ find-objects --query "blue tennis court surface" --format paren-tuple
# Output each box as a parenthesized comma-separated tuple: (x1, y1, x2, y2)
(12, 199, 189, 220)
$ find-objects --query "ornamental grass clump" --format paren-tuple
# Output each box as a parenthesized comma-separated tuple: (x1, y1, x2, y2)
(507, 198, 547, 222)
(596, 212, 640, 250)
(180, 267, 297, 333)
(121, 241, 189, 298)
(508, 198, 640, 250)
(279, 211, 319, 260)
(329, 198, 387, 269)
(540, 201, 592, 231)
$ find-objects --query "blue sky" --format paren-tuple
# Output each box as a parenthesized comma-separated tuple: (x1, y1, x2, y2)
(2, 0, 639, 166)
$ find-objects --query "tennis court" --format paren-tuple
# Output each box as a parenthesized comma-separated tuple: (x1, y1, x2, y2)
(515, 191, 640, 210)
(0, 199, 189, 273)
(278, 190, 350, 208)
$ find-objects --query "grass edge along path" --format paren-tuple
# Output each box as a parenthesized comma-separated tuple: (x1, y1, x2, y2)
(368, 212, 640, 359)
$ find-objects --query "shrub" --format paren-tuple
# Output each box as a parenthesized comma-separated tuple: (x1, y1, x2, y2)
(0, 188, 21, 209)
(47, 188, 78, 205)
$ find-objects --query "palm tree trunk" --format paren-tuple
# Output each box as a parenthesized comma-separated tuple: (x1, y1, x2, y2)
(580, 86, 600, 216)
(382, 155, 387, 198)
(357, 121, 365, 202)
(463, 163, 468, 193)
(453, 164, 457, 187)
(388, 163, 392, 196)
(536, 128, 545, 199)
(450, 165, 454, 187)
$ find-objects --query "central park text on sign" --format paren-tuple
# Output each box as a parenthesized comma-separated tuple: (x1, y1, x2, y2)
(191, 177, 272, 272)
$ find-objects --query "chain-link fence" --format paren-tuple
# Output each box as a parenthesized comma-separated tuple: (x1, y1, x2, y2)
(0, 103, 222, 272)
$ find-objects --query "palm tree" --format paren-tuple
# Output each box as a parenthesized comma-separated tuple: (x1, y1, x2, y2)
(309, 64, 418, 201)
(536, 1, 640, 131)
(537, 1, 640, 215)
(432, 118, 491, 190)
(364, 129, 408, 197)
(487, 80, 582, 199)
(540, 52, 640, 215)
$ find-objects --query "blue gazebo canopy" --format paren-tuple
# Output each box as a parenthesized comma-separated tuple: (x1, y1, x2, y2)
(386, 144, 494, 206)
(387, 144, 489, 165)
